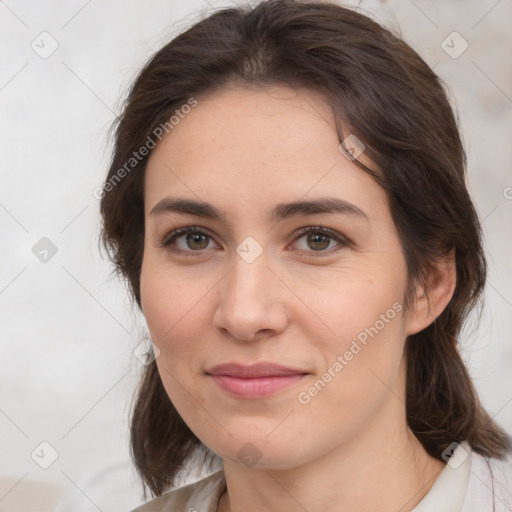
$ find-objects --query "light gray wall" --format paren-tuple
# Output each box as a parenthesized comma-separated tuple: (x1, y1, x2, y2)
(1, 1, 511, 510)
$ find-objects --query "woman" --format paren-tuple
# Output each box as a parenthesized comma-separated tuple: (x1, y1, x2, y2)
(99, 1, 512, 510)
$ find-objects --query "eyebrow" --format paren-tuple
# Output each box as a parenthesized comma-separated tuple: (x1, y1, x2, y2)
(149, 197, 369, 224)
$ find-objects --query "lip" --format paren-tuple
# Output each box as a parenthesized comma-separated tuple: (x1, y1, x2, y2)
(206, 362, 309, 398)
(206, 362, 308, 378)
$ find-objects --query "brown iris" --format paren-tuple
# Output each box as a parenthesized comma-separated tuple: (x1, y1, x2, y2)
(307, 232, 330, 251)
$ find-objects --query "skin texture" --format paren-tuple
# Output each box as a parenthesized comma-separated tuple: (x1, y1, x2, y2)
(140, 85, 456, 512)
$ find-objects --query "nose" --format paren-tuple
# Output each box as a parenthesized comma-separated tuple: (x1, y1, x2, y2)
(213, 249, 288, 342)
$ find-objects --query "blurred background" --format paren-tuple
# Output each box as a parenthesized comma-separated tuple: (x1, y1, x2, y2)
(1, 0, 511, 510)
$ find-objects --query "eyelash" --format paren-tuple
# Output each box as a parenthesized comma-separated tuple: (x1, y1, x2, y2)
(157, 225, 350, 257)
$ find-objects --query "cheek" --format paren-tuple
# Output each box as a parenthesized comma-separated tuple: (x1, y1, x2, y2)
(288, 263, 407, 423)
(288, 305, 407, 461)
(139, 261, 208, 401)
(140, 265, 211, 431)
(288, 259, 406, 355)
(140, 255, 209, 345)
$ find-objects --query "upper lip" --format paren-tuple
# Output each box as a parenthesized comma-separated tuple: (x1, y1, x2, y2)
(206, 362, 308, 378)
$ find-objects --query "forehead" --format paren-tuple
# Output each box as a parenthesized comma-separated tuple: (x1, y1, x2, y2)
(152, 85, 339, 165)
(144, 85, 388, 223)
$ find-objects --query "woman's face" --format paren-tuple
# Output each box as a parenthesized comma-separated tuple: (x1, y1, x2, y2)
(140, 85, 419, 469)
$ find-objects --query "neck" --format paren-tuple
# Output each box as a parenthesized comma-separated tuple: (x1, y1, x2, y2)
(217, 362, 445, 512)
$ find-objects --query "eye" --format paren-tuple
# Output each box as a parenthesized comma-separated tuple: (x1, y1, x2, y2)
(291, 226, 348, 254)
(157, 226, 217, 253)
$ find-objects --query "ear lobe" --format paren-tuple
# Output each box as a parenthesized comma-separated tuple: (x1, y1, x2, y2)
(405, 249, 457, 336)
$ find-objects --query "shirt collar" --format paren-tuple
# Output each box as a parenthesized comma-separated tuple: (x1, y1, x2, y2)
(411, 441, 472, 512)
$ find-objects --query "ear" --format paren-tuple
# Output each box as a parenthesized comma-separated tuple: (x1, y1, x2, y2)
(405, 249, 456, 336)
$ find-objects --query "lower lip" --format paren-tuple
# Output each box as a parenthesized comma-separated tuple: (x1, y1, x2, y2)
(209, 374, 307, 398)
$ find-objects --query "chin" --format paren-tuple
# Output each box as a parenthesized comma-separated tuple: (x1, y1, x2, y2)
(211, 434, 312, 471)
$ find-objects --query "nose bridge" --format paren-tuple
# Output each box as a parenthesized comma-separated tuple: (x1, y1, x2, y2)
(214, 241, 287, 340)
(229, 245, 269, 300)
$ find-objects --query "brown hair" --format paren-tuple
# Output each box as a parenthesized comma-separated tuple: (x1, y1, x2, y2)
(99, 0, 511, 498)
